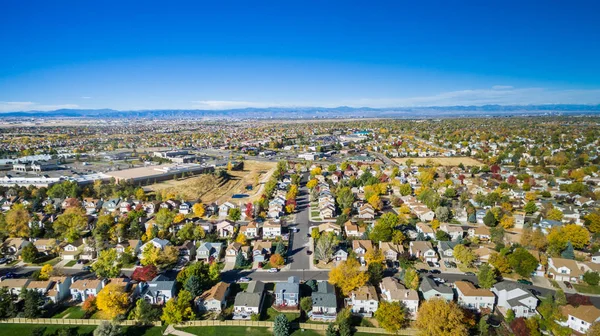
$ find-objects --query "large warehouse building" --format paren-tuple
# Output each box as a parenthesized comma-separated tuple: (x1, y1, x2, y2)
(105, 163, 214, 185)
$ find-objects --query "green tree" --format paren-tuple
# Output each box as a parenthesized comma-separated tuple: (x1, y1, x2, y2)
(369, 213, 400, 242)
(23, 289, 44, 318)
(326, 323, 338, 336)
(53, 207, 88, 242)
(478, 315, 489, 336)
(184, 275, 203, 297)
(155, 208, 175, 230)
(477, 263, 497, 289)
(161, 290, 195, 324)
(483, 210, 497, 227)
(129, 298, 159, 325)
(368, 262, 384, 286)
(555, 289, 567, 306)
(508, 248, 539, 277)
(228, 208, 241, 222)
(335, 187, 355, 212)
(506, 309, 515, 323)
(524, 201, 538, 214)
(583, 271, 600, 286)
(403, 267, 420, 290)
(92, 249, 122, 278)
(273, 314, 290, 336)
(93, 321, 121, 336)
(561, 241, 575, 259)
(21, 243, 38, 263)
(300, 296, 313, 313)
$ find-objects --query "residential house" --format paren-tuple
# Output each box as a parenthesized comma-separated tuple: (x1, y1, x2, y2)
(317, 223, 342, 235)
(195, 282, 230, 313)
(333, 248, 348, 264)
(409, 241, 438, 262)
(47, 276, 72, 303)
(219, 202, 236, 218)
(233, 281, 265, 319)
(115, 239, 141, 256)
(275, 276, 300, 307)
(415, 222, 436, 240)
(225, 242, 243, 263)
(344, 221, 366, 238)
(102, 198, 121, 212)
(547, 257, 584, 283)
(1, 238, 31, 257)
(240, 221, 259, 239)
(79, 242, 97, 261)
(179, 201, 192, 215)
(535, 218, 563, 234)
(33, 238, 58, 255)
(419, 277, 454, 301)
(252, 241, 272, 263)
(70, 279, 104, 301)
(413, 206, 435, 222)
(196, 242, 223, 262)
(61, 239, 84, 260)
(454, 281, 495, 312)
(141, 275, 176, 305)
(0, 278, 31, 296)
(491, 282, 538, 318)
(262, 221, 282, 239)
(26, 280, 54, 303)
(346, 284, 379, 317)
(514, 211, 526, 229)
(138, 238, 171, 259)
(439, 224, 464, 241)
(357, 204, 375, 220)
(83, 198, 103, 215)
(352, 240, 373, 265)
(379, 241, 404, 261)
(216, 220, 236, 238)
(380, 277, 419, 319)
(177, 240, 196, 261)
(468, 226, 491, 241)
(473, 246, 494, 264)
(558, 304, 600, 334)
(437, 241, 458, 262)
(311, 281, 337, 321)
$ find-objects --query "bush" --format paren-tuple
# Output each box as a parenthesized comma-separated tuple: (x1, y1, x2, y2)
(583, 271, 600, 286)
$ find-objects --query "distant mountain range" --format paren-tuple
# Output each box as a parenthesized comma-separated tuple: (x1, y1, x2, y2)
(1, 104, 600, 119)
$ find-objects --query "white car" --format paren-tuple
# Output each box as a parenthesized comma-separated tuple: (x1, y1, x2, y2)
(268, 268, 279, 273)
(238, 277, 251, 283)
(433, 277, 445, 283)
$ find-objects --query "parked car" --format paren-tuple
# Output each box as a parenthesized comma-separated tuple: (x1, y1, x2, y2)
(3, 272, 17, 279)
(0, 258, 7, 264)
(430, 270, 441, 274)
(517, 279, 533, 286)
(417, 269, 428, 274)
(450, 262, 457, 268)
(238, 277, 251, 283)
(306, 250, 312, 255)
(464, 272, 475, 276)
(268, 268, 279, 273)
(427, 261, 435, 267)
(564, 281, 573, 289)
(82, 266, 92, 271)
(433, 277, 445, 283)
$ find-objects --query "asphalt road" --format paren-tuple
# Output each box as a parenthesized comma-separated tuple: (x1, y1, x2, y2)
(287, 173, 311, 270)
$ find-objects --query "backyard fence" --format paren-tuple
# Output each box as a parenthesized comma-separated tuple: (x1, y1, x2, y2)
(0, 318, 162, 327)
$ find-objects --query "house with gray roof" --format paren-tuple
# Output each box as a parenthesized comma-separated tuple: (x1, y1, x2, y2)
(233, 281, 265, 319)
(275, 276, 300, 307)
(437, 241, 459, 262)
(492, 282, 538, 318)
(196, 242, 223, 262)
(419, 277, 454, 301)
(141, 275, 176, 305)
(311, 281, 337, 321)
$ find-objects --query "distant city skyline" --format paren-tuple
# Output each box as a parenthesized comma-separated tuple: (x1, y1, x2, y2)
(1, 1, 600, 112)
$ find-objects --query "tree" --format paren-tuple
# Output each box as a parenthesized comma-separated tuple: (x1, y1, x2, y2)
(155, 208, 175, 230)
(547, 208, 564, 221)
(587, 322, 600, 336)
(555, 289, 567, 306)
(93, 249, 122, 278)
(368, 194, 382, 211)
(184, 275, 203, 297)
(96, 284, 129, 319)
(505, 309, 515, 323)
(5, 204, 30, 237)
(270, 253, 285, 267)
(329, 258, 369, 296)
(273, 314, 290, 336)
(500, 215, 514, 229)
(585, 211, 600, 233)
(370, 213, 400, 242)
(161, 290, 195, 324)
(524, 201, 538, 214)
(561, 241, 575, 259)
(375, 300, 407, 333)
(208, 262, 222, 284)
(53, 207, 88, 242)
(336, 308, 352, 336)
(477, 263, 497, 289)
(21, 243, 38, 263)
(307, 179, 318, 189)
(435, 207, 450, 222)
(22, 289, 44, 318)
(129, 299, 160, 325)
(399, 183, 412, 196)
(392, 231, 406, 244)
(478, 316, 489, 336)
(176, 262, 212, 290)
(453, 244, 476, 266)
(235, 233, 248, 245)
(131, 265, 158, 282)
(560, 224, 590, 249)
(300, 296, 313, 313)
(508, 248, 539, 277)
(0, 288, 17, 318)
(436, 230, 450, 241)
(228, 208, 241, 221)
(403, 267, 420, 290)
(315, 232, 337, 263)
(489, 252, 512, 274)
(192, 203, 205, 217)
(415, 299, 471, 336)
(39, 264, 54, 280)
(583, 271, 600, 286)
(82, 296, 97, 315)
(368, 262, 384, 286)
(483, 210, 497, 227)
(326, 323, 338, 336)
(94, 321, 121, 336)
(335, 187, 355, 212)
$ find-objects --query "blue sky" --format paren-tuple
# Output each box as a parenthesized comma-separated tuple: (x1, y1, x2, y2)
(1, 0, 600, 111)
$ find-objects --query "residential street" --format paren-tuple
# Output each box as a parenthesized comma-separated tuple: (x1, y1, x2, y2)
(286, 172, 311, 271)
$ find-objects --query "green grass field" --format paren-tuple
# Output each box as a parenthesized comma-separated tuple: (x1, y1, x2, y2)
(64, 260, 77, 267)
(0, 324, 163, 336)
(52, 306, 86, 319)
(181, 326, 390, 336)
(573, 284, 600, 294)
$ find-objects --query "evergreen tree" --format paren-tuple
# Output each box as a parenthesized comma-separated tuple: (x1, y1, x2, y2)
(275, 241, 286, 255)
(326, 323, 338, 336)
(561, 241, 575, 259)
(234, 251, 244, 268)
(483, 210, 497, 227)
(273, 314, 290, 336)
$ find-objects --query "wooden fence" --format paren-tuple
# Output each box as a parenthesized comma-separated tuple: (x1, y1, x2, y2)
(0, 318, 162, 327)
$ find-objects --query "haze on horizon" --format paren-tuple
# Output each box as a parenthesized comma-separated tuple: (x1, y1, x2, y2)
(1, 1, 599, 112)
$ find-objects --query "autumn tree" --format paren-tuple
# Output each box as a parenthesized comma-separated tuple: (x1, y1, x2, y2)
(489, 252, 512, 274)
(39, 264, 54, 280)
(131, 265, 158, 282)
(329, 258, 369, 296)
(368, 194, 382, 211)
(92, 249, 122, 278)
(508, 248, 539, 277)
(477, 263, 497, 289)
(228, 208, 241, 222)
(5, 204, 30, 237)
(54, 206, 88, 242)
(403, 267, 420, 290)
(21, 243, 38, 263)
(585, 211, 600, 233)
(375, 301, 407, 333)
(499, 215, 514, 229)
(161, 290, 195, 324)
(453, 244, 476, 266)
(96, 284, 129, 319)
(192, 203, 205, 217)
(270, 253, 285, 267)
(415, 299, 471, 336)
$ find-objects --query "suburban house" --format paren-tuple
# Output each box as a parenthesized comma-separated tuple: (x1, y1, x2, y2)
(115, 239, 141, 256)
(195, 282, 230, 313)
(1, 238, 30, 257)
(252, 240, 272, 263)
(216, 220, 236, 238)
(274, 276, 300, 307)
(0, 278, 31, 296)
(225, 242, 243, 263)
(61, 239, 84, 261)
(409, 241, 438, 262)
(491, 282, 539, 318)
(219, 202, 236, 218)
(141, 275, 176, 305)
(344, 221, 366, 238)
(70, 279, 105, 301)
(345, 284, 379, 317)
(558, 304, 600, 334)
(262, 221, 282, 239)
(177, 240, 196, 261)
(454, 281, 495, 312)
(413, 206, 435, 222)
(352, 240, 374, 265)
(379, 277, 419, 319)
(46, 276, 73, 303)
(439, 224, 464, 240)
(379, 241, 404, 261)
(33, 238, 58, 255)
(468, 226, 491, 241)
(547, 257, 584, 283)
(473, 246, 494, 264)
(333, 248, 349, 264)
(415, 222, 436, 239)
(310, 281, 337, 321)
(357, 204, 375, 220)
(83, 198, 103, 214)
(593, 252, 600, 264)
(240, 221, 259, 239)
(317, 223, 342, 235)
(437, 241, 458, 262)
(102, 198, 121, 212)
(26, 280, 55, 302)
(419, 277, 454, 301)
(233, 281, 266, 319)
(196, 242, 223, 262)
(138, 238, 171, 259)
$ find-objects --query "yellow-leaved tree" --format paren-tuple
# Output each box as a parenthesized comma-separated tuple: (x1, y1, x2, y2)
(375, 301, 407, 333)
(96, 284, 129, 319)
(192, 203, 205, 217)
(161, 290, 195, 324)
(415, 299, 473, 336)
(364, 248, 384, 265)
(500, 215, 514, 229)
(329, 258, 369, 296)
(39, 264, 54, 280)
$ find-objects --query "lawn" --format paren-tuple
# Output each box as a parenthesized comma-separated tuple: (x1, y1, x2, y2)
(33, 257, 61, 266)
(0, 324, 162, 336)
(573, 284, 600, 294)
(181, 326, 390, 336)
(550, 280, 560, 289)
(64, 260, 77, 267)
(264, 307, 300, 322)
(52, 305, 86, 319)
(310, 211, 320, 217)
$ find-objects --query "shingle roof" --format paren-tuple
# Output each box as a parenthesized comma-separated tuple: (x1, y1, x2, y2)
(561, 304, 600, 324)
(312, 282, 336, 308)
(420, 277, 453, 295)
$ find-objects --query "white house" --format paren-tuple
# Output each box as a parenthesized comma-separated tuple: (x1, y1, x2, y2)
(233, 281, 265, 319)
(491, 282, 538, 318)
(415, 222, 436, 239)
(262, 221, 282, 239)
(409, 241, 438, 262)
(558, 304, 600, 334)
(547, 257, 584, 283)
(70, 279, 105, 301)
(216, 220, 236, 238)
(454, 281, 495, 312)
(141, 275, 176, 305)
(379, 277, 419, 319)
(345, 284, 379, 317)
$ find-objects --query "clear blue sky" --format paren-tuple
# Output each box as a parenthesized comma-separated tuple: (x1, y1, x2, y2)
(1, 0, 599, 111)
